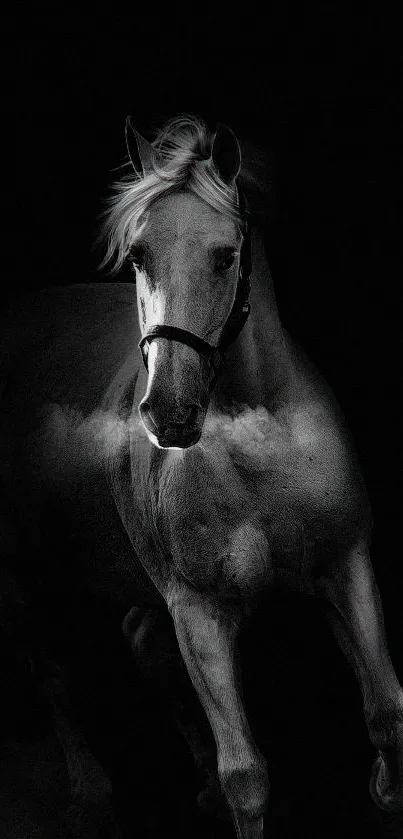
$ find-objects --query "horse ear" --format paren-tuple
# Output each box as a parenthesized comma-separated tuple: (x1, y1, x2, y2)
(211, 123, 242, 184)
(125, 116, 155, 177)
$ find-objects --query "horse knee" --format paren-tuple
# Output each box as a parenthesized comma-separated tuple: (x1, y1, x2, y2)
(122, 607, 155, 659)
(121, 606, 144, 646)
(122, 607, 176, 676)
(218, 752, 269, 823)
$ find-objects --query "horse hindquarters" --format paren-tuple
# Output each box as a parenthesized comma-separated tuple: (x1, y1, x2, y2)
(316, 541, 403, 813)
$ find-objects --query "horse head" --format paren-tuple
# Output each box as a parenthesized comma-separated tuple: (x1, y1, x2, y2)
(117, 118, 249, 449)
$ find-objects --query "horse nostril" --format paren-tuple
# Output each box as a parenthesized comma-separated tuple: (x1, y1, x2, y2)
(187, 405, 200, 426)
(139, 401, 159, 433)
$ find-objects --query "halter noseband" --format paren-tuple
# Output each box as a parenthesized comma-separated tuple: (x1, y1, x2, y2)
(138, 191, 252, 392)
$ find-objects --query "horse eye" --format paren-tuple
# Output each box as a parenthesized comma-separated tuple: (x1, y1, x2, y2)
(217, 252, 236, 272)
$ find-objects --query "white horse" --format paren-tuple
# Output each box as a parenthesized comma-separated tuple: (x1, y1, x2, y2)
(0, 115, 402, 838)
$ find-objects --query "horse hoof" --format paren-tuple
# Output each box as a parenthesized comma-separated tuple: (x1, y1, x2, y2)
(369, 756, 403, 813)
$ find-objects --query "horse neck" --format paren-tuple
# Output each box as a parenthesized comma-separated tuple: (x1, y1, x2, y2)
(215, 228, 295, 411)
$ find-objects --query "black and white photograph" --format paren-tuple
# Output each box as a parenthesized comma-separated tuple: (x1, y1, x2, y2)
(1, 6, 402, 838)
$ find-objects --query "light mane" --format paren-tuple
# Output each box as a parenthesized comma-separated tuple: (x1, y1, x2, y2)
(98, 115, 243, 274)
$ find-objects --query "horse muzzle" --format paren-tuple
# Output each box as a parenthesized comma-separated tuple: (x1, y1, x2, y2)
(139, 399, 203, 449)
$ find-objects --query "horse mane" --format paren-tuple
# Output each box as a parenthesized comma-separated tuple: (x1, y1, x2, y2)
(98, 114, 275, 274)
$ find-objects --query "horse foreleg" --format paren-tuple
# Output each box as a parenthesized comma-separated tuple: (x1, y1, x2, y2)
(168, 587, 268, 839)
(317, 540, 403, 812)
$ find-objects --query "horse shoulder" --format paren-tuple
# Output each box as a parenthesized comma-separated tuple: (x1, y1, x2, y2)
(275, 384, 372, 545)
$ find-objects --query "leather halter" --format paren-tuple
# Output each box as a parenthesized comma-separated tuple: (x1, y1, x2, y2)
(138, 191, 252, 391)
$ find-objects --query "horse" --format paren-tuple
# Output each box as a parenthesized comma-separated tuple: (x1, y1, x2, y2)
(0, 114, 402, 839)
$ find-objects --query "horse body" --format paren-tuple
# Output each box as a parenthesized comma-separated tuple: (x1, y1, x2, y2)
(1, 272, 365, 602)
(114, 232, 370, 605)
(1, 116, 402, 838)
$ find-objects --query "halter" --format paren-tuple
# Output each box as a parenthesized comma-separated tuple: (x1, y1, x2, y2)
(138, 190, 252, 392)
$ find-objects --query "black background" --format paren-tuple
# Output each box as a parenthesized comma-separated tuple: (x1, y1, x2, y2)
(2, 6, 402, 838)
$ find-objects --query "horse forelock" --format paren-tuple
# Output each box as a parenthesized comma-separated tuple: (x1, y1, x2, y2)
(98, 115, 245, 275)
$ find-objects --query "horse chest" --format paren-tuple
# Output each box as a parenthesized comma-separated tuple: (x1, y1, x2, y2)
(131, 413, 362, 597)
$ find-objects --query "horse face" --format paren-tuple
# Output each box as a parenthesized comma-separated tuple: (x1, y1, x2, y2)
(132, 192, 242, 449)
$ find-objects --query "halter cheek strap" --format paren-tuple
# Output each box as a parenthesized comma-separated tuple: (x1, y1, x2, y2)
(138, 192, 252, 392)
